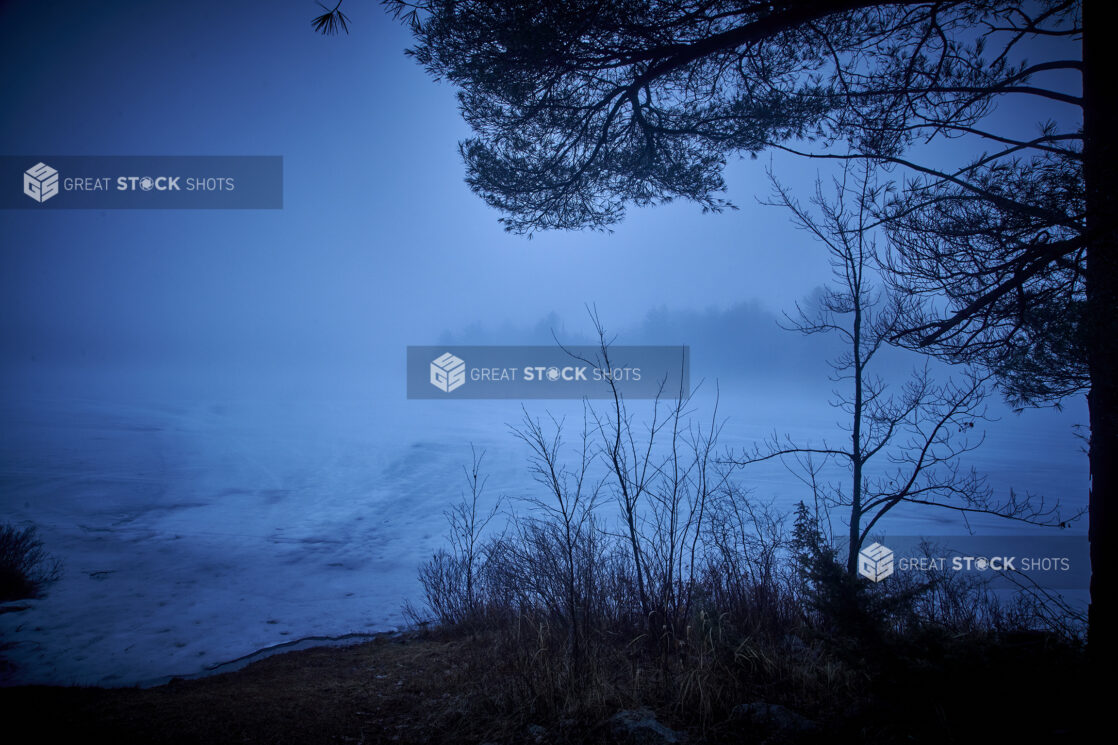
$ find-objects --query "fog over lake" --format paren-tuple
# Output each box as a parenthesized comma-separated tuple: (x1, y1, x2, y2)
(0, 0, 1087, 688)
(0, 306, 1087, 684)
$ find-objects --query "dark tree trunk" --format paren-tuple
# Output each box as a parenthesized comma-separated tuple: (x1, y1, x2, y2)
(848, 302, 864, 575)
(1083, 0, 1115, 664)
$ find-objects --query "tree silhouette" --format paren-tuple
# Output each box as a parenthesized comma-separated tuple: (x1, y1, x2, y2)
(881, 144, 1085, 408)
(322, 0, 1108, 657)
(735, 161, 1072, 573)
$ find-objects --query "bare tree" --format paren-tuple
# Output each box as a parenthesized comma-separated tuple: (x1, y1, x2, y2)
(450, 445, 503, 613)
(733, 161, 1072, 572)
(644, 378, 734, 624)
(511, 405, 602, 661)
(557, 307, 732, 630)
(560, 309, 669, 620)
(417, 445, 503, 625)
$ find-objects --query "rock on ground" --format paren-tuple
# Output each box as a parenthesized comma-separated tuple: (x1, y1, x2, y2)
(608, 708, 685, 744)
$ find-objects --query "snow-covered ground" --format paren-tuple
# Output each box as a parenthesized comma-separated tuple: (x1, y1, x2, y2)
(0, 376, 1088, 686)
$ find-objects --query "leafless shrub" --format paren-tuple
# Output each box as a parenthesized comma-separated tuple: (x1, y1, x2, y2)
(0, 523, 62, 602)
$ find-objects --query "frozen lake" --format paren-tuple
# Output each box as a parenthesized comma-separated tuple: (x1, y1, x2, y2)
(0, 371, 1089, 686)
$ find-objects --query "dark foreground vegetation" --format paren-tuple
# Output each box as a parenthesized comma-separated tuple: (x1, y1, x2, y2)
(2, 496, 1091, 744)
(0, 523, 61, 603)
(0, 611, 1089, 744)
